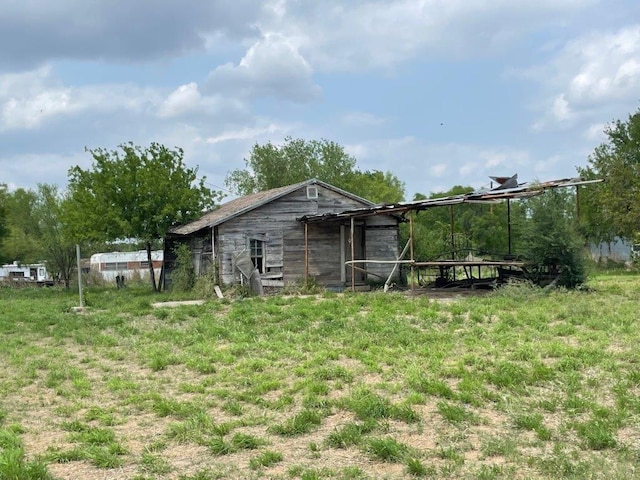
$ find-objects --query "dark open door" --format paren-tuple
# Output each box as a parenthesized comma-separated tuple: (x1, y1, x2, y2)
(343, 224, 365, 283)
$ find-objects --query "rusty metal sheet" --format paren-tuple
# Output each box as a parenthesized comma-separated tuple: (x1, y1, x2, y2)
(299, 176, 603, 223)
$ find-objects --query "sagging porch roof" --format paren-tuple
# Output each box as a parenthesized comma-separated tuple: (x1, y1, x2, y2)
(298, 176, 603, 224)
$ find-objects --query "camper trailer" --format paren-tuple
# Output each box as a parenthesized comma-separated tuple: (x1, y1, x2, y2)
(89, 250, 163, 283)
(0, 261, 54, 286)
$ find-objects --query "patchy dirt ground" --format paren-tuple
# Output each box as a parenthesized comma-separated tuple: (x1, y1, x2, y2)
(3, 337, 515, 480)
(3, 281, 638, 480)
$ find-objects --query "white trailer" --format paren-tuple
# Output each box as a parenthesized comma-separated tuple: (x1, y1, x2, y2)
(89, 250, 163, 283)
(0, 261, 54, 285)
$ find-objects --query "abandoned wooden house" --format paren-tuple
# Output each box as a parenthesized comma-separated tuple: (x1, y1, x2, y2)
(163, 179, 401, 290)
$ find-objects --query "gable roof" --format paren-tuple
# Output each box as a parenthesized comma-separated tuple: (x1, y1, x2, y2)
(168, 179, 374, 236)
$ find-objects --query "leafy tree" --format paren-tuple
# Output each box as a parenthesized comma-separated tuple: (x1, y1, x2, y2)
(575, 169, 612, 247)
(171, 243, 196, 292)
(405, 187, 472, 260)
(578, 108, 640, 242)
(0, 187, 41, 263)
(468, 204, 505, 255)
(0, 185, 8, 262)
(520, 188, 586, 288)
(401, 185, 527, 262)
(33, 185, 77, 288)
(67, 143, 221, 291)
(0, 184, 77, 287)
(402, 184, 585, 287)
(225, 137, 405, 203)
(345, 170, 405, 204)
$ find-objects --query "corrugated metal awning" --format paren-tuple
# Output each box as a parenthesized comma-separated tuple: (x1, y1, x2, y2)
(299, 176, 602, 223)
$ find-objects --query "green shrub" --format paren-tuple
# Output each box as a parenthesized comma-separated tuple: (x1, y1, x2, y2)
(521, 189, 586, 288)
(192, 267, 218, 298)
(171, 243, 195, 292)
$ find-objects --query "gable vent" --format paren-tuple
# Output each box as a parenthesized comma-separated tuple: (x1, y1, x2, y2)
(307, 186, 318, 199)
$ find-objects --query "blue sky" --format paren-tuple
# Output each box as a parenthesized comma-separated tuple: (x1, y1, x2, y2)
(1, 0, 639, 201)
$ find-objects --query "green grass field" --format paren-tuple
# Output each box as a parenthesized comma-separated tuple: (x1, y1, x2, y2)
(1, 273, 639, 479)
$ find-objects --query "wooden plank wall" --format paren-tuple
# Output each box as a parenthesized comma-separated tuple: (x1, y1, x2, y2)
(213, 184, 399, 286)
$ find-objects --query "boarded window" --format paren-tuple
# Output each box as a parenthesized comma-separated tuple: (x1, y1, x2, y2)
(307, 186, 318, 199)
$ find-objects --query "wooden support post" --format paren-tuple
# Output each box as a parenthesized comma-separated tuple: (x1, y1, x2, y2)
(76, 244, 83, 308)
(350, 217, 355, 292)
(449, 205, 455, 260)
(409, 211, 415, 291)
(158, 238, 165, 291)
(450, 205, 456, 281)
(304, 222, 309, 286)
(340, 225, 346, 283)
(384, 239, 411, 292)
(507, 198, 512, 256)
(212, 226, 220, 285)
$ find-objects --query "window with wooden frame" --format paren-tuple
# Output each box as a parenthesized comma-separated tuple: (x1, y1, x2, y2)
(249, 238, 265, 273)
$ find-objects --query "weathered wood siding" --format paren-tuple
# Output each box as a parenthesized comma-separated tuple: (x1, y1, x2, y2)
(217, 230, 284, 285)
(360, 214, 398, 281)
(170, 184, 400, 288)
(288, 222, 344, 285)
(365, 226, 399, 280)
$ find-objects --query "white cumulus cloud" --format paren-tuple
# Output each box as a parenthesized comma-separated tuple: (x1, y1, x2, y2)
(205, 33, 321, 103)
(158, 83, 202, 118)
(526, 24, 640, 131)
(260, 0, 597, 72)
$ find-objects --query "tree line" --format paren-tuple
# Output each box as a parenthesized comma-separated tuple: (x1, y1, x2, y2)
(1, 107, 638, 290)
(0, 144, 220, 290)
